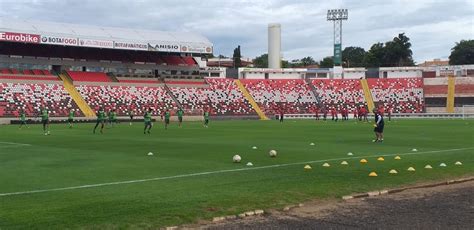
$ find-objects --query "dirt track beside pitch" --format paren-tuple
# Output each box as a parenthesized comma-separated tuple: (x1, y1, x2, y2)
(201, 180, 474, 229)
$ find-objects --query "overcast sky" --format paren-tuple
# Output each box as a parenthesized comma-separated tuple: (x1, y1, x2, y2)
(0, 0, 473, 63)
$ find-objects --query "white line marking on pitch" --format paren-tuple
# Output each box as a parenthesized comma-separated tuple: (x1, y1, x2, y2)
(0, 141, 31, 146)
(0, 147, 472, 197)
(0, 141, 32, 148)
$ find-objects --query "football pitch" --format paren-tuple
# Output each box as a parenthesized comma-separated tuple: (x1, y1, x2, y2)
(0, 119, 473, 228)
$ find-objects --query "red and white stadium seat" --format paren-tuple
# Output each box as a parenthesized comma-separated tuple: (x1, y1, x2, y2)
(168, 79, 256, 115)
(241, 79, 318, 115)
(311, 79, 366, 111)
(75, 84, 177, 115)
(368, 78, 424, 113)
(67, 71, 112, 82)
(0, 82, 81, 117)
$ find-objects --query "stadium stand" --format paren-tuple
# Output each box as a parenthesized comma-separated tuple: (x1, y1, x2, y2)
(241, 79, 318, 115)
(75, 84, 177, 116)
(205, 78, 256, 115)
(67, 71, 112, 82)
(0, 68, 59, 81)
(0, 82, 82, 117)
(168, 79, 256, 115)
(310, 79, 366, 112)
(367, 78, 424, 113)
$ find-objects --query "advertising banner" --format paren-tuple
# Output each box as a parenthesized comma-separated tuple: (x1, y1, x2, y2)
(79, 38, 114, 49)
(0, 31, 41, 43)
(180, 45, 213, 54)
(333, 43, 342, 66)
(147, 42, 181, 52)
(114, 41, 148, 50)
(41, 35, 78, 46)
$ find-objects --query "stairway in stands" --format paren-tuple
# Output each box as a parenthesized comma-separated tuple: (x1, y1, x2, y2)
(305, 78, 324, 108)
(235, 79, 269, 120)
(163, 84, 184, 109)
(446, 76, 455, 113)
(59, 73, 96, 117)
(360, 79, 375, 111)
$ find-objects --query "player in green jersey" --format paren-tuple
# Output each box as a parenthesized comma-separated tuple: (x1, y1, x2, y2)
(19, 110, 28, 129)
(164, 109, 171, 130)
(203, 109, 210, 128)
(93, 108, 106, 134)
(68, 109, 75, 128)
(128, 109, 134, 126)
(111, 109, 117, 126)
(143, 108, 153, 134)
(107, 110, 113, 127)
(177, 108, 184, 127)
(40, 107, 50, 135)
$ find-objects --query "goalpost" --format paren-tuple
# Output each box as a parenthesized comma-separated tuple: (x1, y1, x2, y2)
(462, 105, 474, 120)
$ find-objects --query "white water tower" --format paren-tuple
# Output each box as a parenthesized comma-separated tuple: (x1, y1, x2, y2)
(268, 23, 281, 69)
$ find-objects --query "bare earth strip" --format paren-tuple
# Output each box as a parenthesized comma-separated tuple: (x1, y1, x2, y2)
(200, 180, 474, 230)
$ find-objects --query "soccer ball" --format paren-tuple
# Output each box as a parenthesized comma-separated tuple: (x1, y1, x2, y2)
(269, 150, 277, 157)
(233, 155, 241, 163)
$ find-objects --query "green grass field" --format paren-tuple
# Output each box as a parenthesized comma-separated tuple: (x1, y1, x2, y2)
(0, 119, 473, 229)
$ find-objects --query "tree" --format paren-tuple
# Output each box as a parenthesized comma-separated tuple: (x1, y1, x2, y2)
(342, 46, 366, 67)
(233, 45, 242, 68)
(319, 56, 334, 68)
(253, 54, 268, 68)
(363, 33, 415, 67)
(383, 33, 414, 66)
(364, 43, 385, 68)
(300, 56, 317, 67)
(281, 60, 290, 68)
(449, 40, 474, 65)
(217, 54, 227, 58)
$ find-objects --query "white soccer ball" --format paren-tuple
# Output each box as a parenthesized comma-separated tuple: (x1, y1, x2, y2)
(147, 152, 154, 156)
(269, 150, 277, 157)
(233, 155, 241, 163)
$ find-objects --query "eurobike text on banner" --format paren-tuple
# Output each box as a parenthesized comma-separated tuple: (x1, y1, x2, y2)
(0, 31, 41, 43)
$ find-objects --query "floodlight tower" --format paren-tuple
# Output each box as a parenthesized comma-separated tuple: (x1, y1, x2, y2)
(327, 9, 348, 67)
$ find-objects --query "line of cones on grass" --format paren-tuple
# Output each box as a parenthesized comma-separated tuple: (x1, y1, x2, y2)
(303, 154, 463, 177)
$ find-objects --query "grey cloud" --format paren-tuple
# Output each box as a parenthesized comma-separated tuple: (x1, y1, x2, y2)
(0, 0, 472, 63)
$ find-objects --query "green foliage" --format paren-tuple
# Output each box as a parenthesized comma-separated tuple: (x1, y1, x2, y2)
(233, 45, 242, 68)
(319, 56, 334, 68)
(300, 56, 317, 67)
(449, 40, 474, 65)
(342, 46, 366, 67)
(364, 43, 385, 68)
(364, 33, 415, 67)
(253, 53, 268, 68)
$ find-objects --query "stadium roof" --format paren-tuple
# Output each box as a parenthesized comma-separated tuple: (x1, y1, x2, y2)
(0, 17, 213, 53)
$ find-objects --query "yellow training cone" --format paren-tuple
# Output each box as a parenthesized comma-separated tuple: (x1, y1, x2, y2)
(424, 165, 433, 169)
(340, 161, 349, 165)
(389, 169, 398, 174)
(455, 161, 462, 166)
(377, 157, 385, 161)
(304, 165, 312, 170)
(407, 167, 416, 172)
(394, 156, 401, 160)
(322, 162, 330, 167)
(369, 172, 378, 177)
(360, 159, 368, 164)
